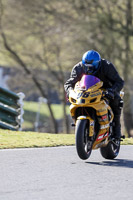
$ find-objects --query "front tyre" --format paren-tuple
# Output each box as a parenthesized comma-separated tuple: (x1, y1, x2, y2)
(75, 119, 92, 160)
(100, 139, 120, 159)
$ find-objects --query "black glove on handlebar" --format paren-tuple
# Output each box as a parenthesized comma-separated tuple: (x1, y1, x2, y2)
(105, 88, 115, 99)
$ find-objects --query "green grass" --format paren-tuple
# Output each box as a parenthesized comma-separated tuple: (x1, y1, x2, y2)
(0, 129, 133, 149)
(0, 129, 75, 149)
(23, 101, 69, 119)
(121, 138, 133, 145)
(23, 101, 70, 130)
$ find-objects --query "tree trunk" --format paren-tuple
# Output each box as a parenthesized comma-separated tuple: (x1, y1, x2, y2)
(62, 86, 70, 134)
(1, 32, 58, 133)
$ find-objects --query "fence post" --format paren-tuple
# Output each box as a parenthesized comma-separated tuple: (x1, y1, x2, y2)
(0, 87, 25, 131)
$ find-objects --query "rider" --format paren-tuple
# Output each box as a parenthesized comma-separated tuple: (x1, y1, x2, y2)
(64, 50, 124, 139)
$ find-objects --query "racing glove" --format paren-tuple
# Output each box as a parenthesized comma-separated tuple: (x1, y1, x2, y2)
(105, 88, 115, 99)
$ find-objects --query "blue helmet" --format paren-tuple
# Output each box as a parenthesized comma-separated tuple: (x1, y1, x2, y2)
(82, 50, 101, 74)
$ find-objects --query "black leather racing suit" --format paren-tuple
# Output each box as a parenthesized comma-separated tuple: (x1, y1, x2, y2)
(64, 59, 124, 138)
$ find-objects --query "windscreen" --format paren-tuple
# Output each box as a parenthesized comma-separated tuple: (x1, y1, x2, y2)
(79, 75, 101, 89)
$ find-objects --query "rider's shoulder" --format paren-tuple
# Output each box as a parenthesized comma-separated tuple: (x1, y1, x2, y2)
(101, 59, 111, 65)
(73, 61, 82, 68)
(73, 61, 83, 71)
(101, 59, 114, 68)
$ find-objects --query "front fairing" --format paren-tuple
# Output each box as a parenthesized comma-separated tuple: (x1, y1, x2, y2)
(69, 75, 103, 105)
(75, 75, 101, 90)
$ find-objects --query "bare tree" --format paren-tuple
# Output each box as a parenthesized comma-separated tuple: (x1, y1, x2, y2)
(0, 0, 133, 136)
(71, 0, 133, 137)
(0, 0, 58, 133)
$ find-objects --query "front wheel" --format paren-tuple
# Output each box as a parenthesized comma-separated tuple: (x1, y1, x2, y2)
(100, 139, 120, 159)
(75, 119, 92, 160)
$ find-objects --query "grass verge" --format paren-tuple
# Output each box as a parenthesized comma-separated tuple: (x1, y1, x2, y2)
(0, 129, 133, 149)
(121, 138, 133, 145)
(0, 129, 75, 149)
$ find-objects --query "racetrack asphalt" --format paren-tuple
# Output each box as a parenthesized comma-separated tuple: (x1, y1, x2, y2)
(0, 145, 133, 200)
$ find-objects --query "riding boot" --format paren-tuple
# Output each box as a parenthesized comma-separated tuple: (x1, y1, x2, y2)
(113, 114, 121, 139)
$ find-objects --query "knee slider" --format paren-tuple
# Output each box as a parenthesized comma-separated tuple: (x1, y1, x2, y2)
(119, 99, 124, 109)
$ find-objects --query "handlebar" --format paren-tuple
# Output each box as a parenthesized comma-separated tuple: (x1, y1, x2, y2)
(102, 91, 110, 104)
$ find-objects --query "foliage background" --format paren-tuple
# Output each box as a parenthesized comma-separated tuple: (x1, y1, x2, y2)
(0, 0, 133, 136)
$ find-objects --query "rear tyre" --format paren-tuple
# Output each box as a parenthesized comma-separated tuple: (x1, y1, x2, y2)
(100, 139, 120, 159)
(75, 119, 92, 160)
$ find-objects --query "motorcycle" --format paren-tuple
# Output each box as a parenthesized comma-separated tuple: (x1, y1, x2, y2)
(69, 75, 124, 160)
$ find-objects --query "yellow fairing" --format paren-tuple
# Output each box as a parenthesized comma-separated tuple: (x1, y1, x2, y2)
(69, 80, 114, 149)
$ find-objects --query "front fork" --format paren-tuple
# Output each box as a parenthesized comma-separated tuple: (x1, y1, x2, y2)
(77, 116, 95, 138)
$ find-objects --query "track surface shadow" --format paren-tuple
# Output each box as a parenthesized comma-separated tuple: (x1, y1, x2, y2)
(85, 159, 133, 168)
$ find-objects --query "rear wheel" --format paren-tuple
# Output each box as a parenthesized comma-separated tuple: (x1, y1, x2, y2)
(75, 119, 92, 160)
(100, 139, 120, 159)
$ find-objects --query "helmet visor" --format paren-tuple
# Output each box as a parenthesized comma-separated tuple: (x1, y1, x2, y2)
(83, 63, 94, 74)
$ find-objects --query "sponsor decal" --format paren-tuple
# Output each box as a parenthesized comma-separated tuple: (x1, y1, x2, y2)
(98, 115, 108, 122)
(90, 92, 101, 97)
(91, 90, 99, 93)
(100, 123, 109, 129)
(96, 132, 109, 141)
(77, 90, 101, 99)
(95, 138, 108, 148)
(101, 115, 107, 120)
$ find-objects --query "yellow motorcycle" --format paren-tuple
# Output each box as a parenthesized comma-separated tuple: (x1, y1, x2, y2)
(69, 75, 124, 160)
